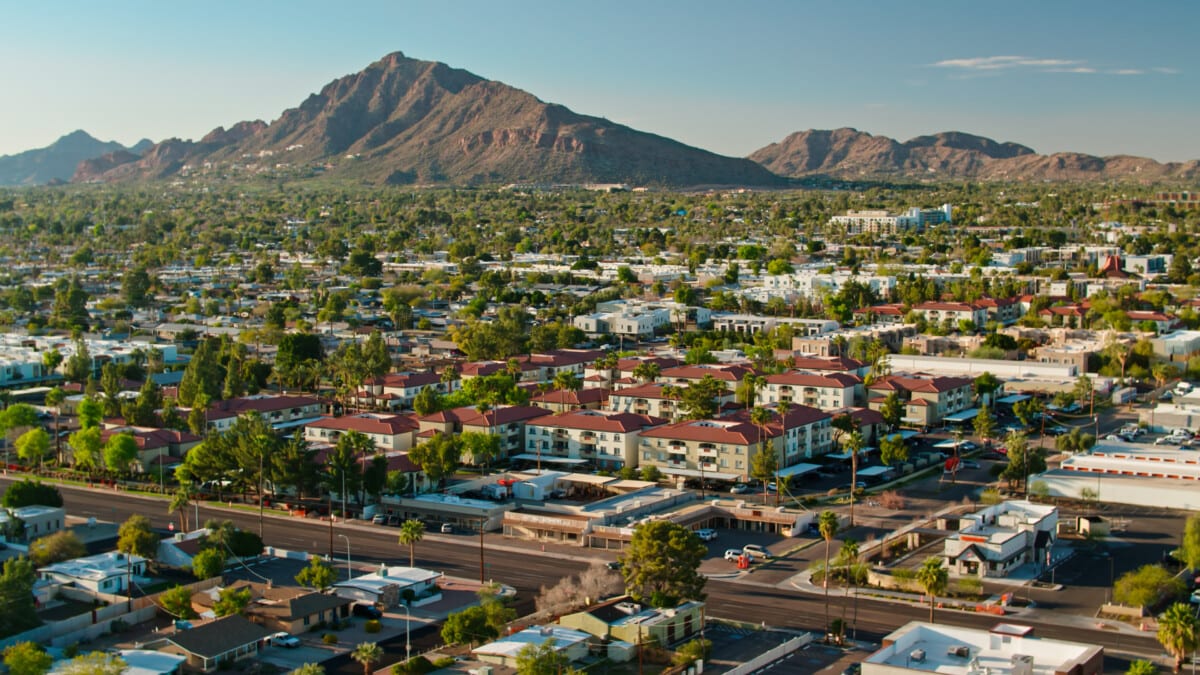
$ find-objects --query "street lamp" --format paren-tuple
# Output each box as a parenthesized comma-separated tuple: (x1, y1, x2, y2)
(399, 602, 412, 663)
(338, 534, 352, 581)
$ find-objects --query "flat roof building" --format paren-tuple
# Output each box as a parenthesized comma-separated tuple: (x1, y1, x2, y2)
(863, 621, 1102, 675)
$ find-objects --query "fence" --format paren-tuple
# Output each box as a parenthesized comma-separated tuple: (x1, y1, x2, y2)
(0, 576, 223, 649)
(722, 635, 813, 675)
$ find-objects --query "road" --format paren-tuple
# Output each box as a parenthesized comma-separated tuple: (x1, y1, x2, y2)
(4, 477, 1166, 664)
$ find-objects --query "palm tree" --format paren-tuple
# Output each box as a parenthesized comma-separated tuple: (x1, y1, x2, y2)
(749, 406, 775, 502)
(632, 361, 660, 384)
(1157, 602, 1200, 673)
(398, 519, 425, 568)
(818, 510, 839, 639)
(553, 370, 582, 394)
(916, 557, 948, 623)
(169, 487, 193, 532)
(843, 430, 864, 527)
(351, 642, 383, 675)
(838, 538, 861, 641)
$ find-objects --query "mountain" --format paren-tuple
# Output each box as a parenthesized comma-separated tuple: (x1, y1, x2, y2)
(76, 52, 783, 188)
(748, 128, 1200, 181)
(0, 130, 152, 186)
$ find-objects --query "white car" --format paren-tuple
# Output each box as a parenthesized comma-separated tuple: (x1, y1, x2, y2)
(695, 528, 718, 542)
(724, 549, 746, 562)
(271, 633, 301, 648)
(729, 484, 750, 494)
(742, 544, 771, 560)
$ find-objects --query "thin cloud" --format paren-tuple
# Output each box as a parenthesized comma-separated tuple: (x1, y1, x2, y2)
(932, 56, 1083, 71)
(933, 56, 1170, 77)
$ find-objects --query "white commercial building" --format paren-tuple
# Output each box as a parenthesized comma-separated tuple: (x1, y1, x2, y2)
(943, 501, 1057, 578)
(830, 204, 952, 235)
(864, 622, 1102, 675)
(1030, 441, 1200, 510)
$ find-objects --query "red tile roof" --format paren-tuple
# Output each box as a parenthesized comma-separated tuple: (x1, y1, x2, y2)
(530, 388, 610, 407)
(868, 374, 974, 394)
(526, 410, 667, 433)
(306, 413, 419, 435)
(766, 371, 860, 388)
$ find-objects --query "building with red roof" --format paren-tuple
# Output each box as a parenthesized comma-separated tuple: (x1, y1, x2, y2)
(304, 413, 420, 452)
(763, 371, 860, 410)
(523, 410, 667, 470)
(867, 374, 974, 429)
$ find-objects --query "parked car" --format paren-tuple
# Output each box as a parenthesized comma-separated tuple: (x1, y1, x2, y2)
(271, 633, 301, 648)
(1156, 436, 1183, 446)
(696, 528, 718, 542)
(352, 603, 383, 620)
(723, 549, 746, 562)
(440, 523, 454, 534)
(606, 560, 623, 571)
(371, 514, 388, 525)
(1191, 589, 1200, 604)
(729, 484, 750, 494)
(962, 460, 981, 469)
(1103, 434, 1125, 442)
(742, 544, 771, 560)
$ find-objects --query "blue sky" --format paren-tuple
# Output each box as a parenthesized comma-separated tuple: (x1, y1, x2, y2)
(2, 0, 1197, 161)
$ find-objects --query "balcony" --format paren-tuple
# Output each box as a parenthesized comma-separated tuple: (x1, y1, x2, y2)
(699, 461, 718, 472)
(698, 446, 718, 458)
(667, 445, 688, 456)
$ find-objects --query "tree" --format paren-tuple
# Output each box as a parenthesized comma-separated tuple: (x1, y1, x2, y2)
(169, 488, 193, 532)
(672, 638, 713, 668)
(408, 433, 461, 488)
(121, 267, 153, 308)
(191, 548, 226, 580)
(3, 642, 53, 675)
(399, 520, 425, 568)
(1115, 565, 1185, 609)
(103, 433, 140, 474)
(621, 520, 707, 606)
(160, 585, 197, 619)
(879, 392, 903, 431)
(973, 404, 996, 443)
(14, 429, 50, 472)
(351, 642, 383, 675)
(679, 375, 726, 420)
(515, 639, 571, 675)
(1, 479, 62, 508)
(0, 556, 39, 638)
(77, 397, 103, 430)
(749, 407, 777, 499)
(879, 434, 908, 467)
(974, 372, 1002, 407)
(1158, 602, 1200, 673)
(56, 653, 127, 675)
(916, 557, 948, 623)
(1126, 660, 1158, 675)
(412, 386, 441, 416)
(1180, 514, 1200, 571)
(818, 510, 839, 635)
(29, 530, 86, 565)
(843, 430, 864, 526)
(117, 514, 158, 562)
(1013, 397, 1044, 428)
(632, 361, 660, 384)
(0, 404, 38, 436)
(210, 586, 251, 617)
(1000, 432, 1045, 491)
(441, 605, 498, 646)
(289, 665, 326, 675)
(460, 431, 503, 473)
(1056, 427, 1096, 455)
(295, 556, 337, 591)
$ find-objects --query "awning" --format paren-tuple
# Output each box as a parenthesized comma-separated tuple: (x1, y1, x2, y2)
(658, 466, 741, 481)
(511, 454, 587, 465)
(996, 394, 1032, 405)
(943, 408, 980, 423)
(776, 463, 821, 478)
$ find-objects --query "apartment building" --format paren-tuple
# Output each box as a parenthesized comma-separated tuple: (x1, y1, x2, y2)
(867, 374, 974, 429)
(524, 410, 667, 470)
(304, 412, 420, 452)
(762, 371, 860, 410)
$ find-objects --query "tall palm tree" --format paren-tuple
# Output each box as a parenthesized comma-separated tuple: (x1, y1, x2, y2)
(351, 642, 383, 675)
(838, 538, 861, 641)
(843, 430, 864, 527)
(398, 519, 425, 568)
(916, 557, 948, 623)
(749, 406, 775, 502)
(818, 510, 839, 639)
(169, 487, 193, 532)
(1157, 602, 1200, 673)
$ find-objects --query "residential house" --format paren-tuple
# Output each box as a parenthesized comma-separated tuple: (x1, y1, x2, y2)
(201, 395, 324, 433)
(304, 413, 419, 452)
(331, 564, 442, 608)
(557, 596, 705, 648)
(98, 427, 201, 474)
(529, 387, 609, 413)
(39, 551, 147, 594)
(193, 581, 352, 634)
(912, 301, 988, 330)
(161, 615, 274, 673)
(523, 410, 667, 470)
(867, 374, 974, 429)
(359, 371, 459, 410)
(762, 371, 860, 410)
(473, 625, 592, 668)
(606, 382, 736, 421)
(0, 505, 65, 543)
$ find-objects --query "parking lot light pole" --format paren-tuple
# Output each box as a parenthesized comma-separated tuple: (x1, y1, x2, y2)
(400, 603, 412, 663)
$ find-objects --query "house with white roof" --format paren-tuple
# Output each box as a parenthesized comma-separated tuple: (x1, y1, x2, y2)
(39, 551, 147, 594)
(473, 625, 591, 668)
(331, 564, 442, 608)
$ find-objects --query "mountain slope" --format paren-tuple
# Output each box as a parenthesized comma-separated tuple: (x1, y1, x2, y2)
(77, 52, 783, 188)
(749, 128, 1200, 181)
(0, 131, 149, 186)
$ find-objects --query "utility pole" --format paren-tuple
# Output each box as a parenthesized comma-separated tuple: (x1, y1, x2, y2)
(328, 494, 334, 558)
(478, 518, 486, 583)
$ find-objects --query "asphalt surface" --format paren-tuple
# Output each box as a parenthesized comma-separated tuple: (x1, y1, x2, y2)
(2, 475, 1169, 671)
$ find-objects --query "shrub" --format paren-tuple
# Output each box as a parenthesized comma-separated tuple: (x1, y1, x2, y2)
(322, 634, 337, 645)
(392, 657, 436, 675)
(364, 620, 381, 634)
(432, 658, 457, 669)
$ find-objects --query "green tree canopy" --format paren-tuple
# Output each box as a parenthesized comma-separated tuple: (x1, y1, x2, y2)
(213, 587, 252, 617)
(160, 585, 197, 619)
(515, 639, 571, 675)
(295, 556, 337, 591)
(621, 520, 707, 606)
(2, 642, 52, 675)
(191, 548, 226, 580)
(117, 514, 158, 561)
(0, 556, 39, 638)
(29, 530, 86, 566)
(1, 480, 62, 508)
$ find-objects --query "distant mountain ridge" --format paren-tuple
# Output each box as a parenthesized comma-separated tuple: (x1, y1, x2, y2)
(748, 128, 1200, 181)
(0, 131, 151, 186)
(75, 51, 782, 188)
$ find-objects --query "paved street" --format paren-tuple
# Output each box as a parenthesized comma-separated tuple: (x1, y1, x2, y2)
(2, 476, 1170, 671)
